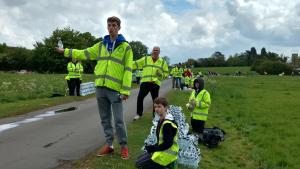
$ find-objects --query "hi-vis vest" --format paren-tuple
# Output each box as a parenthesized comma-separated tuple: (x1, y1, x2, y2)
(64, 41, 133, 96)
(184, 76, 190, 85)
(66, 62, 79, 79)
(133, 56, 169, 86)
(171, 67, 182, 78)
(76, 63, 84, 80)
(151, 120, 179, 166)
(170, 67, 177, 77)
(189, 89, 211, 121)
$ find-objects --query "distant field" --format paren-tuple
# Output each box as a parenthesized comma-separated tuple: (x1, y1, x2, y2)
(0, 72, 95, 118)
(0, 72, 139, 118)
(73, 75, 300, 169)
(0, 72, 95, 103)
(192, 66, 251, 75)
(168, 75, 300, 169)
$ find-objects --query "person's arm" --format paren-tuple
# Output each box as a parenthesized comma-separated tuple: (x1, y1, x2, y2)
(197, 91, 211, 108)
(162, 60, 169, 78)
(132, 57, 145, 70)
(145, 123, 177, 152)
(67, 63, 74, 72)
(62, 42, 100, 60)
(79, 64, 83, 73)
(120, 45, 133, 98)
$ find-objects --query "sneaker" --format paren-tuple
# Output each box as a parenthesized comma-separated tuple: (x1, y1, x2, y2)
(97, 144, 114, 157)
(133, 115, 141, 121)
(121, 147, 129, 160)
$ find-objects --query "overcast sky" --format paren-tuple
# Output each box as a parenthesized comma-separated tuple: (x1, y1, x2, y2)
(1, 0, 300, 64)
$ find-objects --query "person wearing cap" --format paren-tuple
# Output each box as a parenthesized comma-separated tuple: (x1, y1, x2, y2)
(186, 77, 211, 135)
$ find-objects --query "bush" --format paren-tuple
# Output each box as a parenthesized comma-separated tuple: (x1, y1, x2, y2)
(251, 59, 293, 75)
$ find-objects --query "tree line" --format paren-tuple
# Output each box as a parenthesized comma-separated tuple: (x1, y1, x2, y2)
(0, 27, 149, 73)
(185, 47, 288, 67)
(184, 47, 294, 75)
(0, 27, 297, 75)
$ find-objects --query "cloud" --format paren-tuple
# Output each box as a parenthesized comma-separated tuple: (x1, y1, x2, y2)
(0, 0, 299, 64)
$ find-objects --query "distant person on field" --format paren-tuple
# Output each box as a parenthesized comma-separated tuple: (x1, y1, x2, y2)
(135, 97, 178, 169)
(56, 16, 133, 159)
(74, 60, 83, 96)
(65, 58, 78, 96)
(187, 77, 211, 137)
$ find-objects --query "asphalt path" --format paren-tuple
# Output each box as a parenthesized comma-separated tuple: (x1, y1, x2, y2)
(0, 79, 172, 169)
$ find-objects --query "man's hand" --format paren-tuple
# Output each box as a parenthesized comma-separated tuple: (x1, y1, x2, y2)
(156, 70, 162, 77)
(121, 94, 129, 101)
(190, 99, 196, 107)
(55, 47, 64, 54)
(187, 99, 196, 110)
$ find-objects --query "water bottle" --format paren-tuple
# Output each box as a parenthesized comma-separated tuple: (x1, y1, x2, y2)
(57, 37, 63, 49)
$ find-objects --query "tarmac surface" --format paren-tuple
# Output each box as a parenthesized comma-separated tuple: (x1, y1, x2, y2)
(0, 80, 172, 169)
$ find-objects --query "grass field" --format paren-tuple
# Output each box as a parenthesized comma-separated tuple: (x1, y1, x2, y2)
(0, 72, 96, 118)
(1, 69, 299, 169)
(193, 66, 251, 75)
(73, 75, 300, 169)
(0, 72, 139, 118)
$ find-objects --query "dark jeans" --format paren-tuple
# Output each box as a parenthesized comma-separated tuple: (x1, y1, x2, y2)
(136, 82, 160, 116)
(172, 78, 175, 88)
(67, 78, 81, 96)
(74, 78, 81, 96)
(191, 118, 205, 133)
(136, 152, 165, 169)
(174, 77, 181, 88)
(136, 77, 141, 84)
(67, 79, 75, 96)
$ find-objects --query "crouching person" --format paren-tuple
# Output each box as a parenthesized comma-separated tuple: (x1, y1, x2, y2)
(136, 97, 178, 169)
(187, 77, 211, 137)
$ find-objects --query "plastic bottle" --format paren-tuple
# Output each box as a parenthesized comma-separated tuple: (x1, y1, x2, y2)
(57, 37, 63, 49)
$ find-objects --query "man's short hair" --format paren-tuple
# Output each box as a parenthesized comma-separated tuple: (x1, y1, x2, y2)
(154, 97, 169, 107)
(107, 16, 121, 27)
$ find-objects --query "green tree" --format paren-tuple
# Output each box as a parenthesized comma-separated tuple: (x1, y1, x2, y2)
(129, 41, 148, 60)
(0, 47, 32, 71)
(32, 27, 100, 73)
(211, 51, 226, 66)
(162, 56, 170, 65)
(261, 47, 267, 58)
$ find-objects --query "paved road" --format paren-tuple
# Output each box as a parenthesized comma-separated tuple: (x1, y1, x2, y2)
(0, 80, 172, 169)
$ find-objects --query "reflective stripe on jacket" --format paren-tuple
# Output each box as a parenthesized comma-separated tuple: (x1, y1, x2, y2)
(64, 41, 133, 96)
(75, 63, 83, 80)
(67, 62, 79, 79)
(189, 89, 211, 121)
(151, 120, 179, 166)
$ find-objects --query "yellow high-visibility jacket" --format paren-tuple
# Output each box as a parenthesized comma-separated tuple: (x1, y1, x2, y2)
(133, 56, 169, 86)
(64, 41, 133, 96)
(151, 120, 179, 166)
(189, 89, 211, 121)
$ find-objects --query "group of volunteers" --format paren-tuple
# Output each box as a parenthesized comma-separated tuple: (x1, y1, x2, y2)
(56, 16, 211, 169)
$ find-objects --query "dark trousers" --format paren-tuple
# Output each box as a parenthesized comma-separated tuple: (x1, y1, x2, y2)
(172, 78, 175, 88)
(67, 78, 81, 96)
(174, 77, 181, 88)
(136, 152, 165, 169)
(74, 78, 81, 96)
(67, 79, 75, 96)
(191, 118, 205, 133)
(136, 77, 141, 84)
(137, 82, 160, 116)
